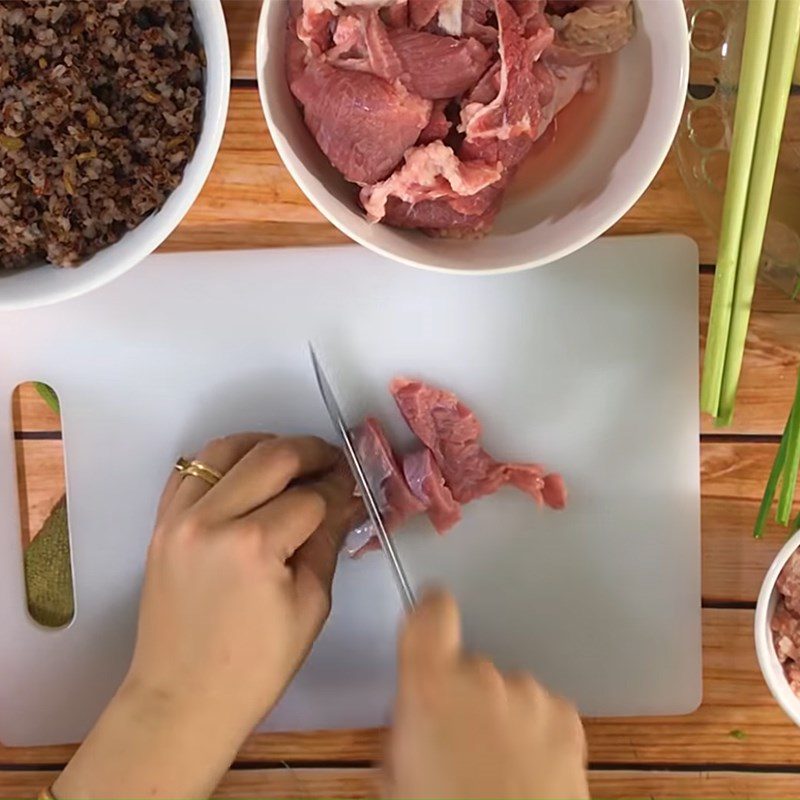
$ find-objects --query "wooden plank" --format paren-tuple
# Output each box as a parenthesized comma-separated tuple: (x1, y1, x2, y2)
(223, 0, 260, 82)
(3, 610, 800, 766)
(589, 770, 800, 799)
(161, 87, 718, 262)
(701, 442, 790, 604)
(699, 278, 800, 436)
(3, 767, 800, 800)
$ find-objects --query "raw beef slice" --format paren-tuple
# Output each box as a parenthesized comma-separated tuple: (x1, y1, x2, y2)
(391, 377, 566, 507)
(289, 58, 432, 185)
(354, 417, 427, 529)
(403, 449, 462, 532)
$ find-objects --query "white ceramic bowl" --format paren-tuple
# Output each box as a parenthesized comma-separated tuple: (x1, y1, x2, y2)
(0, 0, 230, 311)
(257, 0, 689, 273)
(755, 529, 800, 727)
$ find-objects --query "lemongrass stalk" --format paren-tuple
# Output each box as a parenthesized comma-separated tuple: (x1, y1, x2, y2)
(717, 0, 800, 426)
(778, 365, 800, 523)
(700, 0, 777, 418)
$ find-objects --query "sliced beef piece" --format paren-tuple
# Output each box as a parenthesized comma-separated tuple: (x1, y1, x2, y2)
(505, 466, 568, 508)
(286, 7, 311, 85)
(382, 191, 502, 236)
(388, 29, 491, 99)
(545, 0, 633, 65)
(290, 58, 432, 184)
(787, 661, 800, 696)
(391, 377, 566, 508)
(418, 99, 453, 144)
(327, 8, 404, 81)
(296, 0, 337, 54)
(778, 550, 800, 616)
(511, 0, 548, 32)
(775, 550, 800, 615)
(462, 0, 498, 44)
(772, 602, 800, 658)
(326, 11, 488, 99)
(345, 417, 424, 558)
(460, 0, 554, 142)
(381, 0, 410, 27)
(409, 0, 464, 34)
(458, 61, 552, 170)
(360, 140, 502, 222)
(354, 417, 427, 530)
(541, 472, 568, 509)
(466, 60, 502, 104)
(459, 122, 533, 170)
(403, 449, 463, 533)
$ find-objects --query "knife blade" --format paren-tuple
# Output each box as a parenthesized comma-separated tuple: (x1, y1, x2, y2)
(309, 343, 416, 612)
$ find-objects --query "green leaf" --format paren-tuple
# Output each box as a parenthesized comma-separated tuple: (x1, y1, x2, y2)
(33, 382, 60, 415)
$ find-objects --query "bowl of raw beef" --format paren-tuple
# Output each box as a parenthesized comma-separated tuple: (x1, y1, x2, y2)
(257, 0, 689, 273)
(755, 531, 800, 727)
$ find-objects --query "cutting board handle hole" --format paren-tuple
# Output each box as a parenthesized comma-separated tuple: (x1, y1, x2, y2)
(11, 382, 75, 629)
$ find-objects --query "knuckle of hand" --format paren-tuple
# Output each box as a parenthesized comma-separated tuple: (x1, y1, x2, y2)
(309, 585, 333, 620)
(265, 440, 302, 477)
(468, 657, 503, 692)
(176, 511, 206, 540)
(200, 436, 229, 462)
(511, 672, 542, 700)
(553, 697, 584, 740)
(237, 517, 266, 541)
(295, 486, 327, 521)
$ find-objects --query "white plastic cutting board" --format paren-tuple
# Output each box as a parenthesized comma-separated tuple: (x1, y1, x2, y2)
(0, 235, 701, 746)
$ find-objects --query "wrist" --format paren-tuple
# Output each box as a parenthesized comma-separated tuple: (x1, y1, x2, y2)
(53, 673, 252, 799)
(120, 661, 277, 737)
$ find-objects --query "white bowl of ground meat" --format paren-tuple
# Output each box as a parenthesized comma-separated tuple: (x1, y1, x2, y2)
(257, 0, 688, 273)
(755, 531, 800, 727)
(0, 0, 230, 310)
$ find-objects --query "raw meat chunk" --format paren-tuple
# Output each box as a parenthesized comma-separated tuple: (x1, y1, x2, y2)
(772, 549, 800, 698)
(360, 141, 502, 222)
(409, 0, 464, 34)
(328, 8, 404, 81)
(286, 0, 634, 236)
(546, 0, 634, 65)
(389, 29, 490, 98)
(403, 449, 462, 533)
(418, 99, 453, 144)
(354, 417, 426, 530)
(778, 550, 800, 616)
(462, 0, 498, 44)
(289, 58, 432, 184)
(391, 377, 565, 507)
(345, 377, 566, 555)
(460, 0, 554, 142)
(381, 190, 503, 235)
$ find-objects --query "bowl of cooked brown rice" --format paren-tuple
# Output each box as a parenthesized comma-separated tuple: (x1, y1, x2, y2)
(0, 0, 230, 309)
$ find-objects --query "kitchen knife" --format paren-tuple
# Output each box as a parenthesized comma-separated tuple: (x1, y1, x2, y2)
(309, 344, 416, 612)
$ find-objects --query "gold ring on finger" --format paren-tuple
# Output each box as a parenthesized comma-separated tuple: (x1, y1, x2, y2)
(174, 457, 224, 486)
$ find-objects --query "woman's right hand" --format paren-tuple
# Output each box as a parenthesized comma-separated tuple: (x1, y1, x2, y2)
(385, 591, 589, 800)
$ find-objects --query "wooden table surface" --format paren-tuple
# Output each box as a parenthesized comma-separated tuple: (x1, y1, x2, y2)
(5, 2, 800, 797)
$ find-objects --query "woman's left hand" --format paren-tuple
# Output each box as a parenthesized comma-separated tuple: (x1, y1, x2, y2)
(133, 432, 360, 721)
(54, 433, 361, 800)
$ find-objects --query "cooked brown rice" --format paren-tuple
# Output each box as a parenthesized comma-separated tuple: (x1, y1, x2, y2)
(0, 0, 203, 269)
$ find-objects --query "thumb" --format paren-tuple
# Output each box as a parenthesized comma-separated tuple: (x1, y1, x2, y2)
(398, 588, 461, 687)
